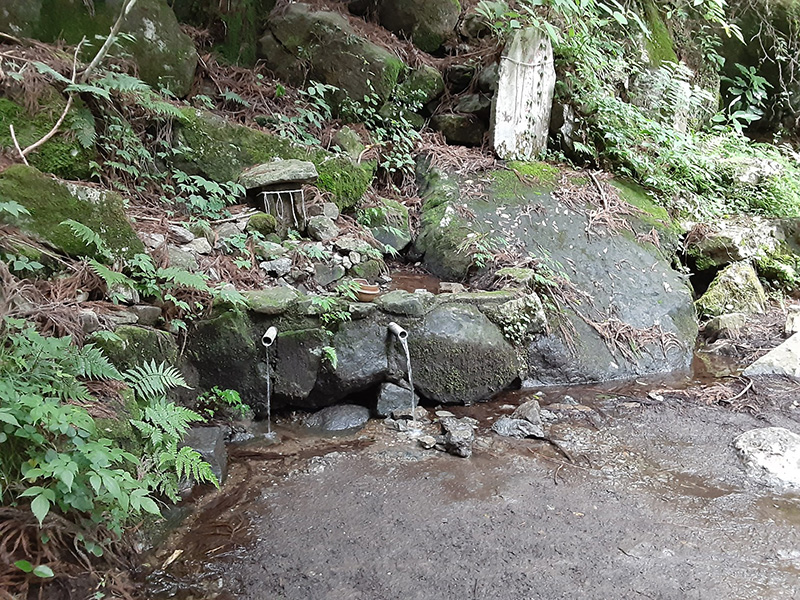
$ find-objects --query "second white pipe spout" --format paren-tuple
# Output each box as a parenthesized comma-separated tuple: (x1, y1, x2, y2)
(387, 322, 408, 340)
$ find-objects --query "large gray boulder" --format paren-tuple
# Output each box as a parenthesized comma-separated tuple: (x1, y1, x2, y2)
(0, 0, 197, 97)
(259, 4, 405, 107)
(375, 0, 461, 53)
(410, 304, 519, 404)
(743, 333, 800, 379)
(305, 404, 370, 431)
(415, 160, 697, 385)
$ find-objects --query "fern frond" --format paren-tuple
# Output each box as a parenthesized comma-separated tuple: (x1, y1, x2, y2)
(76, 344, 122, 381)
(88, 259, 136, 296)
(123, 360, 189, 401)
(62, 220, 110, 258)
(172, 446, 217, 486)
(95, 72, 151, 94)
(68, 106, 97, 149)
(159, 267, 210, 292)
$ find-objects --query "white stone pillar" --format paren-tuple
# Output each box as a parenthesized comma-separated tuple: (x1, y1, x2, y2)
(492, 28, 556, 160)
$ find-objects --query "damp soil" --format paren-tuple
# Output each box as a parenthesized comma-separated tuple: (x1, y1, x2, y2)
(143, 350, 800, 600)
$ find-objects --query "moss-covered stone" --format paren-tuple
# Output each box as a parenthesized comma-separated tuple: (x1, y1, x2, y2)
(377, 0, 461, 53)
(398, 64, 445, 105)
(186, 308, 265, 409)
(695, 262, 767, 317)
(0, 165, 144, 260)
(362, 197, 412, 253)
(261, 4, 406, 107)
(18, 0, 197, 97)
(174, 109, 373, 211)
(91, 325, 178, 372)
(246, 212, 278, 237)
(641, 0, 678, 66)
(350, 258, 384, 280)
(0, 97, 94, 180)
(243, 287, 302, 315)
(410, 304, 518, 405)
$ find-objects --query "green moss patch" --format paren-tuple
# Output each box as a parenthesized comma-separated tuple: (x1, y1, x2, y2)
(175, 109, 373, 211)
(0, 98, 94, 180)
(0, 165, 144, 260)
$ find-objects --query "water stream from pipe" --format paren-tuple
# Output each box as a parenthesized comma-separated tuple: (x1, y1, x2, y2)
(262, 327, 278, 437)
(398, 337, 415, 423)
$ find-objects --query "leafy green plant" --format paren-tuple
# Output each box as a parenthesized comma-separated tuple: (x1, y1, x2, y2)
(165, 170, 245, 219)
(196, 387, 250, 421)
(714, 63, 772, 133)
(0, 318, 215, 547)
(321, 346, 338, 370)
(457, 231, 507, 270)
(3, 253, 44, 275)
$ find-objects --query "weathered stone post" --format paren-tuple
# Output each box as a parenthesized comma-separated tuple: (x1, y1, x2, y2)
(491, 28, 556, 160)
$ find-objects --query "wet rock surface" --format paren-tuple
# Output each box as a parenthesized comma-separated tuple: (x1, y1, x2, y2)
(154, 377, 800, 600)
(304, 404, 370, 432)
(734, 427, 800, 489)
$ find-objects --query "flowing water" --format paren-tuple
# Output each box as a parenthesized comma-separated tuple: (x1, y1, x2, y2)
(397, 336, 415, 420)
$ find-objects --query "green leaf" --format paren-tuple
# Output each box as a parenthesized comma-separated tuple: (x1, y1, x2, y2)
(14, 560, 33, 573)
(30, 493, 50, 525)
(139, 496, 160, 515)
(33, 565, 54, 578)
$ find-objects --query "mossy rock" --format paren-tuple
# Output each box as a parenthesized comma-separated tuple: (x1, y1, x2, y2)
(506, 161, 560, 189)
(641, 0, 677, 66)
(13, 0, 197, 97)
(243, 287, 302, 315)
(0, 97, 94, 180)
(174, 109, 374, 211)
(91, 325, 179, 372)
(695, 262, 768, 318)
(0, 165, 145, 260)
(377, 0, 461, 53)
(350, 258, 385, 280)
(398, 64, 445, 105)
(261, 3, 406, 107)
(410, 304, 518, 404)
(186, 308, 265, 411)
(362, 197, 412, 253)
(246, 212, 278, 237)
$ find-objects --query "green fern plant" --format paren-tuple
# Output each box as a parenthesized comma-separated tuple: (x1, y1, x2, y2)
(61, 219, 112, 260)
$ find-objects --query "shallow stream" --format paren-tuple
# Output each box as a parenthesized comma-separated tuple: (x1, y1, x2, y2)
(143, 350, 800, 600)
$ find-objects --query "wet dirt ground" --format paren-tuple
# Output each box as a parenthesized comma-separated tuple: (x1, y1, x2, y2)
(146, 355, 800, 600)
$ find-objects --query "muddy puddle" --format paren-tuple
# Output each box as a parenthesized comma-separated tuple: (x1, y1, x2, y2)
(142, 351, 800, 600)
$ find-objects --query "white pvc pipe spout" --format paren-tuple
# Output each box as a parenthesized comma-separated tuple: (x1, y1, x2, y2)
(387, 322, 408, 340)
(262, 326, 278, 348)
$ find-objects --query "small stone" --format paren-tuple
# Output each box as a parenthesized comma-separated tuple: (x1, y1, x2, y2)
(314, 263, 346, 287)
(166, 245, 199, 272)
(440, 416, 475, 458)
(305, 404, 370, 432)
(109, 283, 139, 305)
(139, 232, 165, 249)
(734, 427, 800, 489)
(706, 312, 747, 340)
(743, 333, 800, 379)
(350, 251, 362, 265)
(181, 426, 228, 484)
(342, 257, 353, 270)
(376, 382, 420, 417)
(561, 395, 578, 406)
(260, 258, 293, 277)
(491, 416, 544, 439)
(375, 289, 430, 317)
(439, 282, 465, 294)
(435, 410, 455, 418)
(334, 235, 376, 254)
(254, 240, 286, 260)
(186, 237, 213, 255)
(307, 216, 339, 241)
(215, 222, 241, 242)
(107, 310, 139, 326)
(512, 399, 544, 430)
(168, 224, 195, 244)
(391, 406, 429, 422)
(79, 309, 100, 334)
(418, 435, 437, 449)
(129, 305, 162, 326)
(786, 306, 800, 337)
